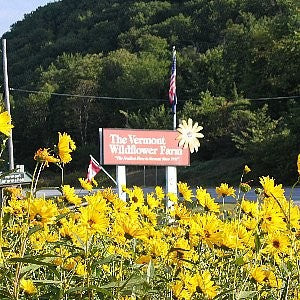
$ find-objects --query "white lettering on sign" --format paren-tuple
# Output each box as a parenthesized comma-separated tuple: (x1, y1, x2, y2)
(160, 146, 182, 155)
(109, 134, 127, 144)
(128, 135, 166, 145)
(0, 172, 32, 186)
(103, 129, 190, 166)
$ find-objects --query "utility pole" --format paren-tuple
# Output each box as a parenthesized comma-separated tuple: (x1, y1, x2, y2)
(2, 39, 14, 170)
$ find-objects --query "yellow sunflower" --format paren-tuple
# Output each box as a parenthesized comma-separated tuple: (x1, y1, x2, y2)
(192, 213, 223, 247)
(250, 265, 282, 288)
(260, 199, 286, 232)
(28, 198, 59, 227)
(116, 217, 146, 241)
(259, 176, 285, 199)
(178, 181, 193, 202)
(262, 231, 290, 262)
(176, 118, 204, 153)
(78, 178, 93, 191)
(62, 185, 81, 205)
(170, 278, 192, 300)
(147, 193, 161, 209)
(79, 205, 109, 235)
(57, 132, 76, 164)
(20, 278, 37, 295)
(297, 154, 300, 175)
(155, 186, 165, 200)
(139, 205, 157, 226)
(169, 203, 191, 224)
(244, 165, 251, 174)
(188, 270, 219, 299)
(196, 186, 220, 213)
(216, 183, 235, 198)
(0, 111, 13, 136)
(128, 186, 145, 207)
(34, 148, 59, 167)
(240, 199, 258, 218)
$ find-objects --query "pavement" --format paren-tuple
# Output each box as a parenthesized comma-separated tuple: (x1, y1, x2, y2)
(35, 186, 300, 203)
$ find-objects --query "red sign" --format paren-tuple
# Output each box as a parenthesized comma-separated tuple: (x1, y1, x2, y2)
(100, 129, 190, 166)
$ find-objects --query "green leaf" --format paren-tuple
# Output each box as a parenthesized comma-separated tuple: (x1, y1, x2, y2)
(27, 225, 43, 237)
(254, 233, 261, 253)
(280, 277, 290, 300)
(237, 291, 258, 299)
(146, 259, 155, 283)
(9, 257, 56, 268)
(0, 289, 11, 299)
(66, 285, 114, 297)
(235, 257, 245, 266)
(33, 280, 61, 284)
(2, 213, 11, 227)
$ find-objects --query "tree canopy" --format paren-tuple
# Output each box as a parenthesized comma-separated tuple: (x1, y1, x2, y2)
(0, 0, 299, 183)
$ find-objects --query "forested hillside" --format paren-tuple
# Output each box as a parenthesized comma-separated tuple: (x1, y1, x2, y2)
(1, 0, 299, 184)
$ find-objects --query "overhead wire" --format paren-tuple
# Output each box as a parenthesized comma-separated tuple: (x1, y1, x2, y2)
(10, 87, 300, 102)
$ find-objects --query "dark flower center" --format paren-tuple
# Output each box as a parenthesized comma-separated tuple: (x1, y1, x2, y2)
(34, 214, 43, 222)
(88, 219, 95, 226)
(204, 230, 211, 238)
(132, 196, 138, 203)
(124, 232, 133, 240)
(272, 240, 280, 248)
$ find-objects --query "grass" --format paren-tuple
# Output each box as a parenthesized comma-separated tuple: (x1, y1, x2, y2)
(36, 157, 247, 189)
(178, 156, 246, 186)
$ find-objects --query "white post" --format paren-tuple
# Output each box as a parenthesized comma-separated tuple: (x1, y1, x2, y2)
(2, 39, 14, 170)
(166, 166, 177, 207)
(116, 165, 126, 201)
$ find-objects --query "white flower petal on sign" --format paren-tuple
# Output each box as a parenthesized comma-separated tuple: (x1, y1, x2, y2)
(176, 118, 204, 153)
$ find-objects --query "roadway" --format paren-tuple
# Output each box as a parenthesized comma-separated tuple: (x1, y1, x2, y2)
(35, 187, 300, 204)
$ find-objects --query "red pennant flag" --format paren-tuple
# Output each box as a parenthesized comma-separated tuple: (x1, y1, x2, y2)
(87, 156, 101, 182)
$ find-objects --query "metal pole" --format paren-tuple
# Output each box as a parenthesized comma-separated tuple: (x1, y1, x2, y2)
(166, 46, 177, 205)
(2, 39, 14, 170)
(172, 46, 177, 131)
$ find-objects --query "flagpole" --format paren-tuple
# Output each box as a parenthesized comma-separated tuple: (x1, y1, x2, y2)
(173, 104, 176, 130)
(89, 155, 117, 185)
(172, 46, 177, 130)
(101, 166, 117, 186)
(166, 46, 177, 207)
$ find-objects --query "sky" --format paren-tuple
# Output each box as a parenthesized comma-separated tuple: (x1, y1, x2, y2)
(0, 0, 58, 37)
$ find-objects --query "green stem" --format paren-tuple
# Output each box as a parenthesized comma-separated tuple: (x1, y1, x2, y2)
(13, 232, 28, 299)
(61, 166, 64, 186)
(33, 163, 44, 196)
(30, 162, 39, 196)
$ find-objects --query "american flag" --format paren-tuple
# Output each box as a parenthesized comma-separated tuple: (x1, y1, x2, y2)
(169, 47, 177, 113)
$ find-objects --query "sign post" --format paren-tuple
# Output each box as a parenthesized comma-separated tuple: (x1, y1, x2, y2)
(116, 165, 126, 201)
(166, 166, 177, 207)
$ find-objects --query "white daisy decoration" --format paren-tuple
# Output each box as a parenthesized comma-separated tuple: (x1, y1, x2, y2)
(176, 118, 204, 153)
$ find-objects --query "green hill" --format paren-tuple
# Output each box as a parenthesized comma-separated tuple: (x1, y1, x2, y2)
(0, 0, 299, 183)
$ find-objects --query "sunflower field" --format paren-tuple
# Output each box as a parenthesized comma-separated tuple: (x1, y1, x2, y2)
(1, 114, 300, 299)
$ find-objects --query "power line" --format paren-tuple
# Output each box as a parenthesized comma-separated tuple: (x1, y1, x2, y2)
(10, 88, 166, 102)
(10, 87, 300, 102)
(249, 95, 300, 101)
